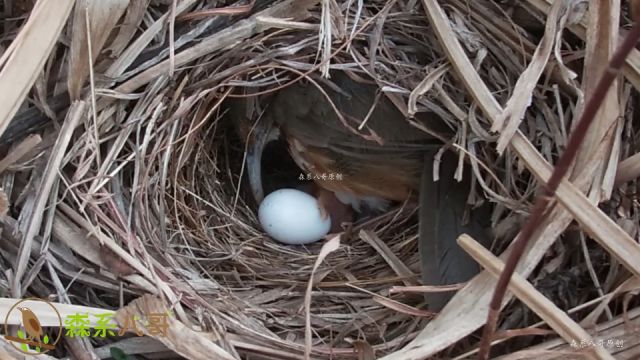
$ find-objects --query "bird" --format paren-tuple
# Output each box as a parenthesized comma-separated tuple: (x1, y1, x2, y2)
(232, 70, 490, 311)
(17, 306, 43, 344)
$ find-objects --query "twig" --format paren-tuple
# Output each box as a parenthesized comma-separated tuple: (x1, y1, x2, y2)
(477, 21, 640, 360)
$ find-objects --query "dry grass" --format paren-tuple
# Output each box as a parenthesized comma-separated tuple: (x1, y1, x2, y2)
(0, 0, 639, 359)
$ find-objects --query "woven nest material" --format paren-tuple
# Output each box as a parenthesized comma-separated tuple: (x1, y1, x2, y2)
(1, 0, 640, 359)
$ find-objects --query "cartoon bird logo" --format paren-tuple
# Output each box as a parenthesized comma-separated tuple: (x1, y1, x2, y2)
(16, 307, 43, 344)
(4, 298, 62, 354)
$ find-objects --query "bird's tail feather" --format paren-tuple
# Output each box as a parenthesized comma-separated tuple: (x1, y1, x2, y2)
(418, 149, 490, 311)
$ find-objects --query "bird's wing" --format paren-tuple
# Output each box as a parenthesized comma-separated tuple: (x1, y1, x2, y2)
(270, 72, 447, 159)
(29, 318, 42, 333)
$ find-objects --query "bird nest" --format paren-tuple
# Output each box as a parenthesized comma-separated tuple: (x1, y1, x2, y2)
(1, 0, 640, 359)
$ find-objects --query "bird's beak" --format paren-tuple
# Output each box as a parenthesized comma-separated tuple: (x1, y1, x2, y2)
(246, 114, 279, 204)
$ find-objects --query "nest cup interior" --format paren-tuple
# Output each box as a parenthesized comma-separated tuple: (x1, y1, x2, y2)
(159, 83, 429, 349)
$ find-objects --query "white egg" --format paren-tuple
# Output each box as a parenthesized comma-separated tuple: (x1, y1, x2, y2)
(258, 188, 331, 245)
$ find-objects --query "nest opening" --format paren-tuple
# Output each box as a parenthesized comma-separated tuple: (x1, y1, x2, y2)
(159, 83, 431, 347)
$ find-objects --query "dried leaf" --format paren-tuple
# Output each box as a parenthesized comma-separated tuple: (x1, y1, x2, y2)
(495, 0, 582, 154)
(67, 0, 130, 99)
(0, 134, 42, 174)
(305, 235, 340, 359)
(0, 0, 74, 140)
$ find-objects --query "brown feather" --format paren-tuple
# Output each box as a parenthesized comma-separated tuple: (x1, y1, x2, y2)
(269, 72, 443, 202)
(28, 317, 42, 334)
